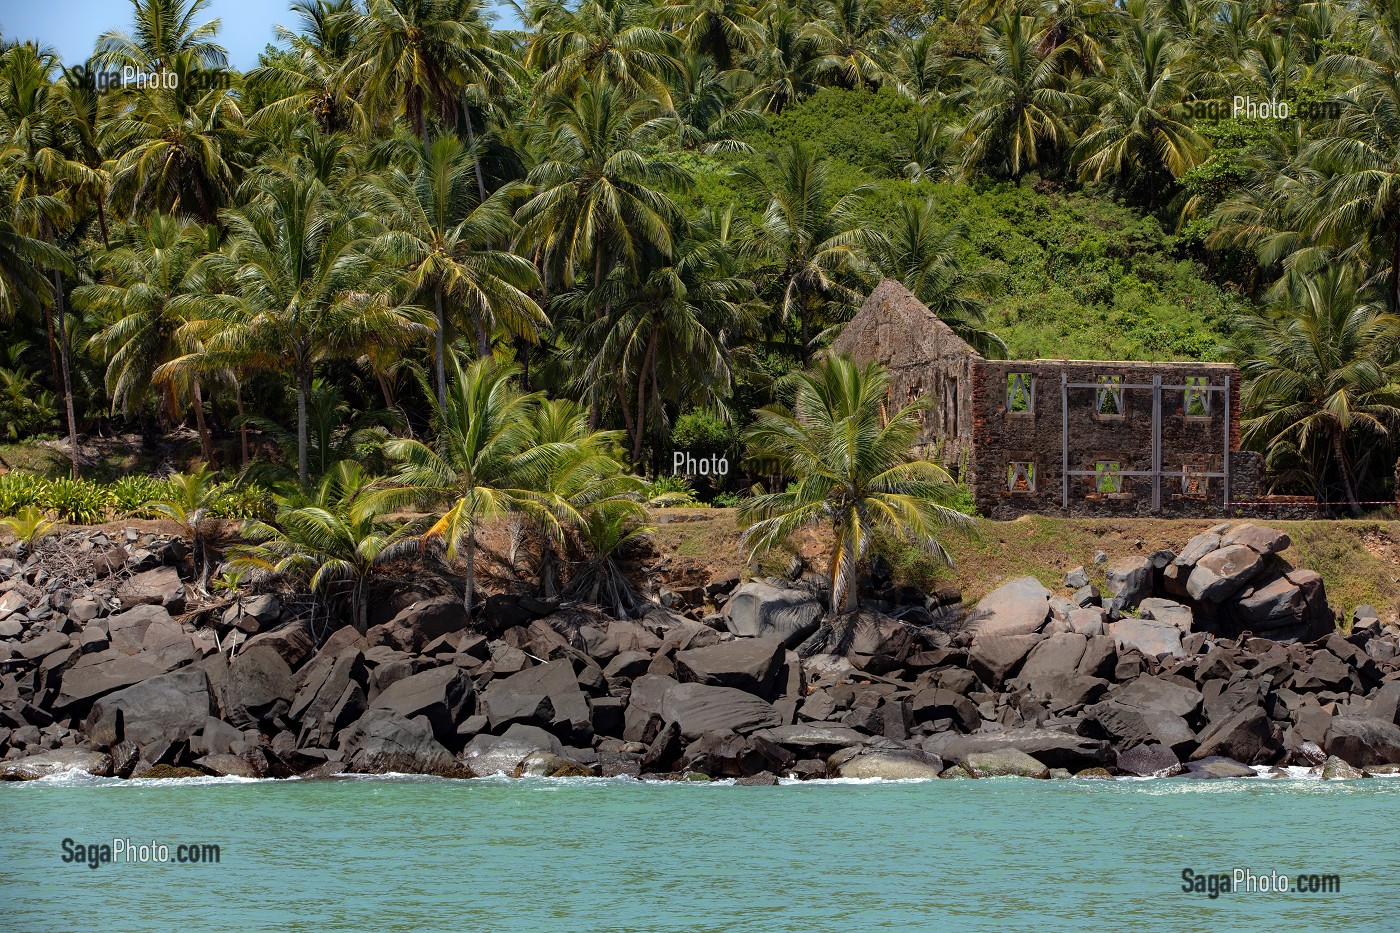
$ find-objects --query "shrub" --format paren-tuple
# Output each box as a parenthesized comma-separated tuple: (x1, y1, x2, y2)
(44, 478, 113, 524)
(109, 475, 171, 517)
(0, 472, 50, 515)
(211, 483, 272, 522)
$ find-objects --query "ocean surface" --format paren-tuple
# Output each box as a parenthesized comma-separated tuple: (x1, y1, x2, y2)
(2, 772, 1393, 932)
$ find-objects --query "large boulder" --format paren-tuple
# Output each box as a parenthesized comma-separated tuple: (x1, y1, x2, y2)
(1107, 619, 1184, 658)
(117, 567, 186, 612)
(460, 724, 566, 775)
(833, 749, 943, 780)
(675, 637, 785, 697)
(660, 683, 783, 738)
(753, 723, 869, 754)
(480, 660, 590, 742)
(340, 709, 462, 775)
(1186, 545, 1264, 602)
(1324, 717, 1400, 767)
(960, 748, 1050, 779)
(1104, 557, 1153, 616)
(222, 645, 296, 726)
(927, 729, 1111, 772)
(107, 605, 176, 655)
(796, 612, 916, 673)
(1115, 743, 1184, 778)
(368, 597, 470, 653)
(88, 669, 212, 749)
(1231, 571, 1332, 642)
(966, 578, 1050, 639)
(370, 665, 474, 745)
(968, 633, 1042, 687)
(1222, 523, 1290, 556)
(1190, 705, 1273, 763)
(721, 582, 823, 647)
(1, 748, 113, 780)
(54, 650, 167, 709)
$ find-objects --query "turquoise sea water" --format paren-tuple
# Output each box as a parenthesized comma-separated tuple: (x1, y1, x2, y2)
(2, 773, 1394, 932)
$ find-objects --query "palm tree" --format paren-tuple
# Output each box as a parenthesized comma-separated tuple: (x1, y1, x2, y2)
(739, 3, 819, 114)
(74, 213, 220, 462)
(148, 463, 225, 590)
(1074, 20, 1207, 191)
(740, 354, 971, 614)
(92, 0, 228, 73)
(734, 141, 873, 359)
(959, 11, 1085, 180)
(659, 0, 758, 71)
(527, 0, 681, 107)
(246, 0, 366, 134)
(233, 462, 417, 631)
(100, 52, 247, 223)
(365, 136, 544, 409)
(805, 0, 894, 90)
(515, 80, 689, 287)
(672, 53, 762, 153)
(376, 356, 558, 615)
(204, 170, 430, 484)
(874, 199, 1007, 357)
(1234, 266, 1400, 514)
(0, 159, 66, 320)
(344, 0, 497, 148)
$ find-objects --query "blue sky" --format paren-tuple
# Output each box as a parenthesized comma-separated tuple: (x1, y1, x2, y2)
(1, 0, 521, 71)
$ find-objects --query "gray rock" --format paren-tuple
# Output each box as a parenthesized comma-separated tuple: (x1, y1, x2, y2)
(1324, 716, 1400, 767)
(968, 633, 1042, 687)
(1174, 532, 1221, 568)
(796, 612, 915, 673)
(1138, 598, 1193, 630)
(1321, 755, 1364, 780)
(961, 748, 1050, 778)
(1222, 523, 1290, 556)
(1115, 743, 1184, 778)
(341, 709, 461, 775)
(753, 723, 869, 751)
(660, 683, 782, 738)
(481, 659, 590, 741)
(1108, 618, 1184, 657)
(54, 650, 167, 709)
(368, 597, 470, 653)
(1187, 756, 1255, 778)
(1104, 557, 1153, 615)
(223, 645, 295, 726)
(1191, 705, 1272, 763)
(1233, 571, 1332, 642)
(1063, 567, 1090, 589)
(1, 748, 113, 780)
(1066, 607, 1106, 635)
(676, 637, 784, 696)
(834, 750, 943, 780)
(461, 724, 565, 775)
(1186, 545, 1264, 602)
(88, 669, 212, 749)
(721, 582, 823, 647)
(371, 665, 474, 745)
(966, 577, 1050, 638)
(117, 567, 186, 613)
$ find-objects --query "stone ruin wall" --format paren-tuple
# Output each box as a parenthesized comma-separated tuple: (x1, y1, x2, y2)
(967, 359, 1243, 519)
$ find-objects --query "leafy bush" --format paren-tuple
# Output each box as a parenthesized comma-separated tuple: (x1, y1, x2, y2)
(44, 478, 114, 524)
(672, 409, 738, 459)
(645, 474, 707, 507)
(109, 475, 171, 517)
(712, 491, 743, 508)
(210, 483, 272, 522)
(0, 472, 50, 515)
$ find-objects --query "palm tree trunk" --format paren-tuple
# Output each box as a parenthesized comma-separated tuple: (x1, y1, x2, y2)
(460, 98, 489, 206)
(435, 286, 448, 412)
(191, 377, 215, 466)
(464, 529, 476, 616)
(235, 382, 249, 469)
(1333, 429, 1361, 516)
(52, 270, 80, 480)
(632, 329, 658, 463)
(296, 365, 311, 485)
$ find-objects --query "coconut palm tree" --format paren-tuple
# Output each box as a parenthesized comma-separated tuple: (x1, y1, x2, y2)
(376, 356, 559, 615)
(659, 0, 759, 71)
(959, 11, 1085, 180)
(1074, 19, 1207, 191)
(1234, 266, 1400, 514)
(74, 213, 220, 462)
(515, 80, 689, 287)
(805, 0, 895, 90)
(148, 463, 225, 590)
(739, 3, 819, 114)
(233, 462, 417, 631)
(91, 0, 228, 73)
(874, 199, 1007, 357)
(740, 354, 971, 614)
(246, 0, 366, 134)
(203, 170, 430, 484)
(365, 135, 544, 409)
(734, 141, 874, 359)
(526, 0, 681, 107)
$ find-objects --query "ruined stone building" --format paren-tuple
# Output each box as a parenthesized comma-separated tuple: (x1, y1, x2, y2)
(831, 280, 1267, 519)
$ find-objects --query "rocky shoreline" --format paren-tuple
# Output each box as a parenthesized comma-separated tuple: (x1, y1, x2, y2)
(3, 521, 1399, 785)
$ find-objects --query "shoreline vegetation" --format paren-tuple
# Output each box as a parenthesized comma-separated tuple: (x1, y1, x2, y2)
(4, 0, 1400, 787)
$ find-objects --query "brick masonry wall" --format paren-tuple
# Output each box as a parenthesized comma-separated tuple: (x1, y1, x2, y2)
(969, 359, 1241, 519)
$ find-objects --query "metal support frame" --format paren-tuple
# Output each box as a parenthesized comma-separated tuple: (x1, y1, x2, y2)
(1057, 374, 1231, 513)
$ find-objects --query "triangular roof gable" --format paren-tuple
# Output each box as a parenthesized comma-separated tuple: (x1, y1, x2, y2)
(830, 278, 983, 370)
